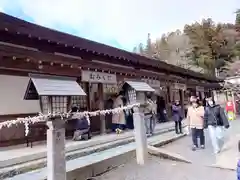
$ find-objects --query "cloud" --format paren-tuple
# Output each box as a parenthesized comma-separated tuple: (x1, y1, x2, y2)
(0, 0, 237, 50)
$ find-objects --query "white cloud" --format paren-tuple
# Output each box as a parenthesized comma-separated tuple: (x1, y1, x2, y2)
(0, 0, 237, 50)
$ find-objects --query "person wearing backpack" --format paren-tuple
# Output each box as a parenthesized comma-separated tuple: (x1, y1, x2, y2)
(204, 97, 230, 154)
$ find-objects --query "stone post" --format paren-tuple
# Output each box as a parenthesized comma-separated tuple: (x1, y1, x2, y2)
(47, 118, 66, 180)
(133, 111, 148, 165)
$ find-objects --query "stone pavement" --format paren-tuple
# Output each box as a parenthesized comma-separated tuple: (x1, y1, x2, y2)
(98, 119, 240, 180)
(98, 156, 235, 180)
(163, 119, 240, 169)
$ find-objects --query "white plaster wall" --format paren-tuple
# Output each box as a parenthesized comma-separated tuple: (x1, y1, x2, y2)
(0, 75, 41, 115)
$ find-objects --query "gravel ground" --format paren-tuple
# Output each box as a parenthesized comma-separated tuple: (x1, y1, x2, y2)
(98, 156, 235, 180)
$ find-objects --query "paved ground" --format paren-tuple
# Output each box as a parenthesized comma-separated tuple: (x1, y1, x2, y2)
(163, 119, 240, 168)
(98, 119, 240, 180)
(98, 157, 235, 180)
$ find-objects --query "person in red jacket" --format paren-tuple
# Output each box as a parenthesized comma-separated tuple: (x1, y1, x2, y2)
(226, 101, 235, 120)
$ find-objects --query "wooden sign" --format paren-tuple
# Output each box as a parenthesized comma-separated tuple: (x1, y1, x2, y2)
(141, 79, 161, 89)
(103, 84, 118, 94)
(81, 71, 117, 84)
(173, 83, 186, 91)
(196, 86, 204, 92)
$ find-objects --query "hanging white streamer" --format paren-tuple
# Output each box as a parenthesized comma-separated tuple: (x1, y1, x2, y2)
(0, 103, 140, 135)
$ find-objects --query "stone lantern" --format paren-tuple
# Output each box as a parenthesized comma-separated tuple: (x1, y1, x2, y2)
(24, 74, 86, 180)
(121, 80, 155, 165)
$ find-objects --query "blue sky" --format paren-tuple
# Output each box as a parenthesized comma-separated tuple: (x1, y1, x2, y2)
(0, 0, 239, 51)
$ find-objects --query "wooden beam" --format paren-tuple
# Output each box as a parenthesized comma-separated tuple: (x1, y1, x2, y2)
(0, 31, 135, 68)
(0, 44, 173, 80)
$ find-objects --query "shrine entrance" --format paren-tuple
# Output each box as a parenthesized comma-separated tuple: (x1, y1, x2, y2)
(81, 70, 117, 134)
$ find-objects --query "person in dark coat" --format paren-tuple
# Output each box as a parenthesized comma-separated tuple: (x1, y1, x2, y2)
(204, 97, 229, 154)
(71, 106, 91, 141)
(157, 96, 167, 122)
(172, 100, 183, 134)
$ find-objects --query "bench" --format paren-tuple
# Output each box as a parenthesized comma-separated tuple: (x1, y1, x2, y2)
(26, 122, 47, 148)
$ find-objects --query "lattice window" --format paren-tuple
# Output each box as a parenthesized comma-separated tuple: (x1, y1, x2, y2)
(71, 96, 87, 110)
(52, 96, 68, 113)
(127, 89, 136, 104)
(40, 96, 68, 114)
(71, 82, 87, 110)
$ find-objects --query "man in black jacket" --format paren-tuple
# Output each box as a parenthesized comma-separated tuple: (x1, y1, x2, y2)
(204, 98, 230, 154)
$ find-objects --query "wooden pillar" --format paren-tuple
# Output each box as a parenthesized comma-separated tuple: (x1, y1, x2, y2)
(86, 82, 91, 111)
(167, 85, 172, 118)
(213, 90, 217, 102)
(98, 83, 106, 134)
(179, 89, 185, 118)
(201, 91, 205, 100)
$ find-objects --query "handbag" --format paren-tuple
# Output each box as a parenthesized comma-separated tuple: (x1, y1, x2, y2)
(184, 126, 190, 135)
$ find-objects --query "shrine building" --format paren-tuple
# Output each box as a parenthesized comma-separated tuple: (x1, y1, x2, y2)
(0, 13, 220, 147)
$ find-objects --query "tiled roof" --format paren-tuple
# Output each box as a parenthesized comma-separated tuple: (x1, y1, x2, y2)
(0, 12, 219, 82)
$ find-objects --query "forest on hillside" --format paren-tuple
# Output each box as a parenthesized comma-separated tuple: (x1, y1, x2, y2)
(133, 10, 240, 77)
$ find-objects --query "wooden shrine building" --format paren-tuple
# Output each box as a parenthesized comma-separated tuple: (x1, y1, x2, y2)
(0, 13, 220, 147)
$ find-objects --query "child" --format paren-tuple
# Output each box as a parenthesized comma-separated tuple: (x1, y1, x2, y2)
(237, 140, 240, 180)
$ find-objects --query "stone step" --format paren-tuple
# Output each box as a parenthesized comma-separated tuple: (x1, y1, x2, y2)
(4, 131, 185, 180)
(0, 125, 182, 179)
(0, 122, 179, 169)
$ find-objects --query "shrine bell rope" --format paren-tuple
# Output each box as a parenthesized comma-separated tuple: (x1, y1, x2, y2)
(0, 103, 140, 136)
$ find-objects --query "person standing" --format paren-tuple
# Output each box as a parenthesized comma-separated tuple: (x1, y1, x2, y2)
(226, 101, 235, 121)
(112, 91, 126, 133)
(144, 93, 156, 135)
(187, 98, 205, 151)
(172, 100, 183, 134)
(204, 97, 230, 154)
(157, 96, 167, 122)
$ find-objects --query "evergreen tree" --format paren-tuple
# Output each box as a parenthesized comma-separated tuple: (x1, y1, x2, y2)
(138, 43, 144, 55)
(145, 33, 152, 57)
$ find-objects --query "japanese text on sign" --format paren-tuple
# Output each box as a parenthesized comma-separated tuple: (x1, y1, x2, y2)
(196, 86, 204, 92)
(141, 78, 160, 88)
(81, 71, 117, 84)
(173, 83, 186, 91)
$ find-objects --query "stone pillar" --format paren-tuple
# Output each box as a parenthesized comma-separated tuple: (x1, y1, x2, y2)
(47, 118, 66, 180)
(133, 111, 148, 165)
